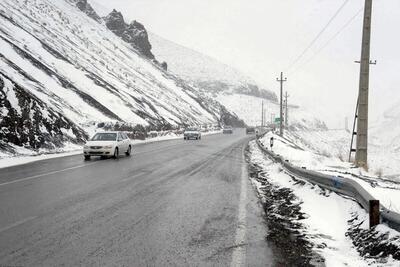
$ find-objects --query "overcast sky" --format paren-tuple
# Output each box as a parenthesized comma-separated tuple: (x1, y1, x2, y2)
(90, 0, 400, 128)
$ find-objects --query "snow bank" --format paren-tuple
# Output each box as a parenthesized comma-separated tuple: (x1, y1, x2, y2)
(249, 141, 400, 266)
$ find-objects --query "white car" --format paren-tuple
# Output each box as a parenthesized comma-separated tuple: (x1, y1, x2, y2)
(183, 127, 201, 140)
(83, 131, 132, 160)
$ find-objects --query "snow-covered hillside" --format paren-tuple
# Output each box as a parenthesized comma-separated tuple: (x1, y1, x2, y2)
(149, 33, 277, 101)
(0, 0, 242, 155)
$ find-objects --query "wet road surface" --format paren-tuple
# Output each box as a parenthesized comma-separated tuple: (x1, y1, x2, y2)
(0, 130, 274, 266)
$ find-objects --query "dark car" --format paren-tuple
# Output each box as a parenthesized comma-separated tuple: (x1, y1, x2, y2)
(222, 126, 233, 134)
(246, 127, 255, 134)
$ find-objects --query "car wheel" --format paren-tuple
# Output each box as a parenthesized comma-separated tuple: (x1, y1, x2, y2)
(113, 147, 119, 159)
(125, 146, 131, 156)
(84, 155, 90, 160)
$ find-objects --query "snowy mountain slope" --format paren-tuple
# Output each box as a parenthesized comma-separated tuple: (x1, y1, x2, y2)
(149, 33, 277, 101)
(0, 73, 87, 150)
(0, 0, 242, 154)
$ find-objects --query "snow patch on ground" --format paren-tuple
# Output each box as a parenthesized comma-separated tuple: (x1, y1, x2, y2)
(0, 142, 82, 169)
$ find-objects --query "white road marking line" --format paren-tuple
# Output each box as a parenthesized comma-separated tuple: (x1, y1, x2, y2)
(0, 216, 37, 234)
(231, 145, 248, 267)
(0, 162, 99, 187)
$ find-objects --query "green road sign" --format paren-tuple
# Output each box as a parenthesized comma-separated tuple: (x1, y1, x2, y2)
(274, 117, 281, 123)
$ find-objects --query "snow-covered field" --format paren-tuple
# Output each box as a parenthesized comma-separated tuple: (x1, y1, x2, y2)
(249, 140, 400, 266)
(289, 127, 400, 180)
(259, 131, 400, 213)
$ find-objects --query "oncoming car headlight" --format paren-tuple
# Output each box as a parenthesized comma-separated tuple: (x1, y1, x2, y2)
(103, 145, 113, 149)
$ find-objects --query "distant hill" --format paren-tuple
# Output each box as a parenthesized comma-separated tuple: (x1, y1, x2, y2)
(149, 33, 328, 130)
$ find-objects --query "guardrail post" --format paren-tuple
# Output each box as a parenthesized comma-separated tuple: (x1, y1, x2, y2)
(369, 200, 380, 228)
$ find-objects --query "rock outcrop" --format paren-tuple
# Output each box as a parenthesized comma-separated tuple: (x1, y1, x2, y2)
(105, 9, 154, 59)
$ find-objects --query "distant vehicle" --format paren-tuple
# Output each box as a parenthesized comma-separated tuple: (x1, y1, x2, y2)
(83, 131, 131, 160)
(223, 126, 233, 134)
(246, 127, 255, 134)
(184, 127, 201, 140)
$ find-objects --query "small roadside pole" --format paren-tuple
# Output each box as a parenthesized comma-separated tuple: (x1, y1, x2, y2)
(270, 137, 274, 151)
(369, 200, 380, 228)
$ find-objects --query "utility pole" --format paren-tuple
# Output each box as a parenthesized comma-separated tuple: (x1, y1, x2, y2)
(276, 72, 287, 137)
(355, 0, 373, 169)
(271, 113, 275, 130)
(263, 107, 266, 127)
(284, 92, 289, 128)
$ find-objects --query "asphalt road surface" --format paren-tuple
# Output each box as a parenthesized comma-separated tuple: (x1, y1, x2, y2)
(0, 130, 274, 266)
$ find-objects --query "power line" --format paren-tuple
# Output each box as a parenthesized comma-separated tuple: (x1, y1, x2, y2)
(290, 7, 363, 75)
(285, 0, 351, 72)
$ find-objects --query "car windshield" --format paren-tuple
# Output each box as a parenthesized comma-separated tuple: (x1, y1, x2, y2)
(186, 128, 198, 131)
(90, 133, 117, 141)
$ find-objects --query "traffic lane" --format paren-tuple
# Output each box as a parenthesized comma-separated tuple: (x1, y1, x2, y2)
(127, 139, 248, 266)
(0, 130, 261, 265)
(0, 131, 240, 186)
(0, 131, 246, 187)
(0, 134, 196, 185)
(0, 131, 242, 228)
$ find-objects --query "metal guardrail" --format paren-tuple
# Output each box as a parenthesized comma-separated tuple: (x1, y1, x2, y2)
(256, 139, 400, 231)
